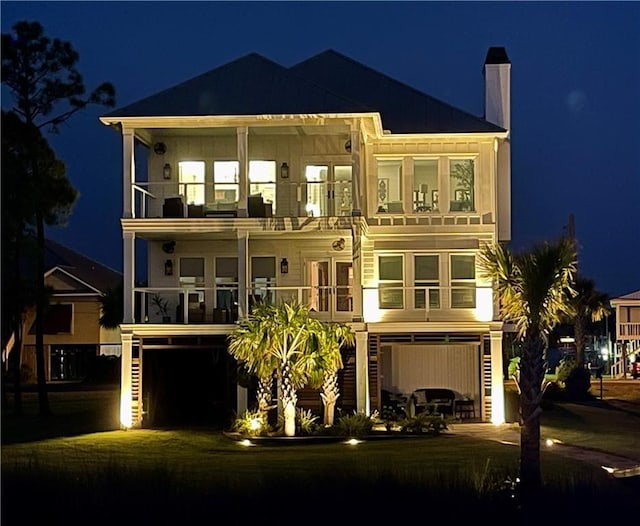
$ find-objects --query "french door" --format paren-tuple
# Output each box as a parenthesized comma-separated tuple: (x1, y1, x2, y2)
(307, 258, 353, 319)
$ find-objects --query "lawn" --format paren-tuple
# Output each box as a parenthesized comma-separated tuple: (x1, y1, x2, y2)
(2, 385, 639, 525)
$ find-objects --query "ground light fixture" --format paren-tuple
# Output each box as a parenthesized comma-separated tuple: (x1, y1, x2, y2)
(345, 438, 362, 446)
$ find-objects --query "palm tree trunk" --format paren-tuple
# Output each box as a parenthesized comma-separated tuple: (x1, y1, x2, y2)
(574, 317, 586, 368)
(519, 332, 545, 500)
(320, 371, 340, 425)
(280, 361, 297, 436)
(257, 376, 273, 414)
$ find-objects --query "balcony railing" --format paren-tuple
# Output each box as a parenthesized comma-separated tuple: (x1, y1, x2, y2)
(132, 285, 494, 325)
(618, 322, 640, 340)
(130, 181, 355, 219)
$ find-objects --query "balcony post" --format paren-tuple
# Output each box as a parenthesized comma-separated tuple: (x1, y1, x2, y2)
(237, 127, 248, 218)
(122, 129, 135, 219)
(123, 231, 135, 323)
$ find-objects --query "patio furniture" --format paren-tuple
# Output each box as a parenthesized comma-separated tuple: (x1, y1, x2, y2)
(411, 388, 456, 415)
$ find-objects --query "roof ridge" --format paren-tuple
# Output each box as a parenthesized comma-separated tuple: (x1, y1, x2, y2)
(297, 49, 498, 129)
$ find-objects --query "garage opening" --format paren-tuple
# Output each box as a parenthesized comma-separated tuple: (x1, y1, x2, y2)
(142, 345, 237, 428)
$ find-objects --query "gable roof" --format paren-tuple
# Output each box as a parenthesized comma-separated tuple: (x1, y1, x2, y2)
(290, 50, 503, 134)
(44, 239, 122, 295)
(103, 53, 372, 118)
(104, 49, 504, 134)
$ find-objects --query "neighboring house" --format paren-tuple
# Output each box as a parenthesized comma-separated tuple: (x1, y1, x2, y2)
(610, 289, 640, 377)
(100, 47, 512, 428)
(20, 239, 123, 383)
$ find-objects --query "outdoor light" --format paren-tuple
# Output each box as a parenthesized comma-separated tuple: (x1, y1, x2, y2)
(600, 346, 609, 360)
(345, 438, 361, 445)
(164, 259, 173, 276)
(280, 162, 289, 179)
(280, 258, 288, 274)
(163, 162, 172, 179)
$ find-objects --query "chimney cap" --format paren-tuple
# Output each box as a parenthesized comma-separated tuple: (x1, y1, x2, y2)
(485, 47, 510, 65)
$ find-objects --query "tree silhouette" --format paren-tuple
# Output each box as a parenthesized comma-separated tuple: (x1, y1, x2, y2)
(2, 21, 115, 415)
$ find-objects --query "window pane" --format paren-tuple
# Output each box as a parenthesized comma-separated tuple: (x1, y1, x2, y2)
(216, 257, 238, 278)
(335, 166, 352, 216)
(451, 255, 475, 280)
(305, 165, 328, 217)
(449, 159, 474, 212)
(379, 256, 402, 280)
(251, 257, 276, 279)
(452, 284, 476, 308)
(415, 255, 439, 280)
(180, 257, 204, 277)
(414, 160, 438, 212)
(377, 160, 402, 213)
(178, 161, 205, 205)
(379, 284, 403, 309)
(249, 160, 276, 212)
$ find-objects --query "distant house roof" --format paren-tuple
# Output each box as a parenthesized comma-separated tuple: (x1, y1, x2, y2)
(611, 290, 640, 302)
(103, 49, 504, 134)
(44, 239, 122, 295)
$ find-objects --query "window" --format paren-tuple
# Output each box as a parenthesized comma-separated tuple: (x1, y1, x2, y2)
(178, 161, 205, 205)
(414, 255, 440, 308)
(450, 254, 476, 308)
(413, 160, 438, 212)
(449, 159, 475, 212)
(378, 255, 404, 309)
(251, 256, 276, 305)
(304, 165, 328, 217)
(304, 164, 352, 217)
(40, 304, 73, 334)
(376, 160, 402, 213)
(215, 257, 238, 310)
(249, 160, 276, 212)
(213, 161, 239, 206)
(50, 345, 93, 381)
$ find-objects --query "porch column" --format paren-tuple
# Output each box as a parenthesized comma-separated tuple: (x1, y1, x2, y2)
(350, 127, 362, 216)
(351, 221, 363, 322)
(355, 331, 369, 414)
(123, 232, 135, 323)
(236, 230, 249, 415)
(120, 332, 133, 428)
(122, 129, 135, 219)
(237, 127, 248, 218)
(490, 329, 505, 424)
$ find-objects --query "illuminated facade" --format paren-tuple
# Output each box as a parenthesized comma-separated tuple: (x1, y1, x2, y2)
(101, 47, 512, 428)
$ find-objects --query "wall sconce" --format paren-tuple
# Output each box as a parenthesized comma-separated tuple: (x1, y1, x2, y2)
(280, 162, 289, 179)
(163, 163, 171, 180)
(164, 259, 173, 276)
(280, 258, 289, 274)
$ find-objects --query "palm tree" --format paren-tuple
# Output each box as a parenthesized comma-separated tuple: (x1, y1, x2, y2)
(571, 276, 610, 369)
(478, 236, 577, 498)
(98, 283, 123, 330)
(227, 309, 279, 415)
(228, 300, 318, 436)
(308, 320, 355, 425)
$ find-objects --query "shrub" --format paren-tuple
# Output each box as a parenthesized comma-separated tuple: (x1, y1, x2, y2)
(231, 409, 270, 437)
(556, 357, 578, 384)
(399, 413, 448, 435)
(508, 357, 520, 379)
(335, 411, 374, 437)
(564, 367, 592, 400)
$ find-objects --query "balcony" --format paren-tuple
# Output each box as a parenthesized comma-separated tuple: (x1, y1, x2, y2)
(618, 322, 640, 340)
(131, 285, 494, 326)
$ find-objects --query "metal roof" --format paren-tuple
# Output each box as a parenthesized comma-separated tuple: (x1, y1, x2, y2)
(104, 49, 504, 134)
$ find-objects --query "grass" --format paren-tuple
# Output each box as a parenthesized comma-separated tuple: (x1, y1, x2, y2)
(2, 384, 639, 525)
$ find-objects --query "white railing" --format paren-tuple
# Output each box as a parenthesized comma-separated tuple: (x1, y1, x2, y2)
(617, 322, 640, 339)
(131, 285, 493, 325)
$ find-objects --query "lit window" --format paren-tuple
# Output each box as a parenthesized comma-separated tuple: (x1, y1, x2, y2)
(414, 255, 440, 308)
(413, 160, 438, 212)
(249, 160, 276, 213)
(451, 254, 476, 308)
(378, 255, 404, 309)
(449, 159, 474, 212)
(377, 160, 402, 213)
(213, 161, 239, 207)
(178, 161, 205, 205)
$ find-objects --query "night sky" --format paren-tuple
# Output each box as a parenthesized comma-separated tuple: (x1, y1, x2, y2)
(2, 1, 639, 297)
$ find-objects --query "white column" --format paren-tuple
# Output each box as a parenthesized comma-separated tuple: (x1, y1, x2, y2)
(351, 222, 363, 322)
(120, 333, 133, 428)
(237, 127, 248, 218)
(122, 130, 135, 219)
(490, 329, 505, 424)
(237, 231, 248, 319)
(123, 232, 135, 323)
(350, 127, 362, 216)
(355, 331, 369, 414)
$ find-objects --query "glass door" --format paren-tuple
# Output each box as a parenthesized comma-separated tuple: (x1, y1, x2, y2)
(307, 258, 353, 319)
(304, 164, 352, 217)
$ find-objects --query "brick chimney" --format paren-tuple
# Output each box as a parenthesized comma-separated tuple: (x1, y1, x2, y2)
(484, 47, 511, 131)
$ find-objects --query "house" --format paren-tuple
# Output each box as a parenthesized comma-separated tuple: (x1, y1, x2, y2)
(100, 47, 512, 428)
(19, 239, 123, 383)
(610, 289, 640, 377)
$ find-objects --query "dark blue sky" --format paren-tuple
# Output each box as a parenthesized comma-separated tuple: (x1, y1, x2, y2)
(2, 1, 639, 297)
